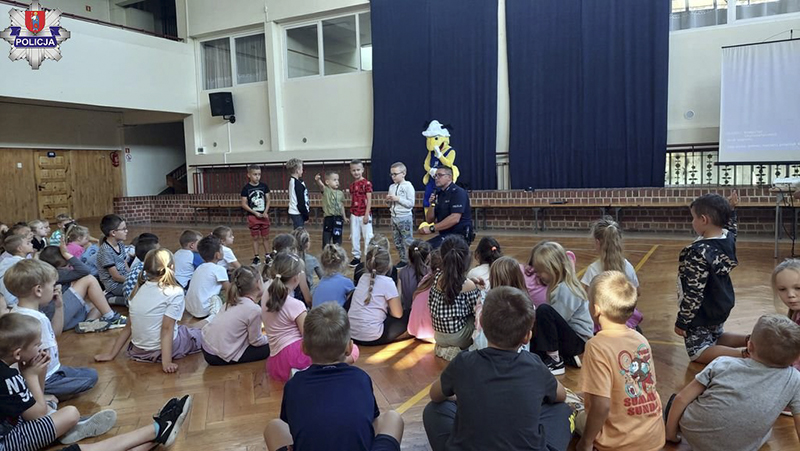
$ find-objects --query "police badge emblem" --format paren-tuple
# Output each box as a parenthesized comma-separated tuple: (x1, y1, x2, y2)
(0, 1, 71, 70)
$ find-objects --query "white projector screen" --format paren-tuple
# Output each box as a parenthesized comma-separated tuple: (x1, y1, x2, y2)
(719, 39, 800, 163)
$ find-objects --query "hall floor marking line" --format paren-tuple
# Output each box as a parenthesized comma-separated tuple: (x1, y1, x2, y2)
(635, 244, 660, 272)
(396, 383, 433, 415)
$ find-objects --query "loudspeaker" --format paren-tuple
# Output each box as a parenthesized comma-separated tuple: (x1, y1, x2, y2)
(209, 92, 234, 117)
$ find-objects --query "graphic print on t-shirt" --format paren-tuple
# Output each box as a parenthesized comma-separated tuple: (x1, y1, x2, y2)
(618, 344, 659, 416)
(249, 190, 266, 212)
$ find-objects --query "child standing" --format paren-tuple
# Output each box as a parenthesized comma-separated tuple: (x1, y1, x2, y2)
(576, 271, 664, 451)
(28, 219, 50, 252)
(675, 191, 745, 364)
(348, 245, 406, 346)
(387, 162, 415, 267)
(96, 214, 130, 304)
(48, 213, 73, 245)
(241, 164, 271, 265)
(95, 249, 203, 373)
(530, 241, 593, 375)
(665, 314, 800, 449)
(202, 266, 270, 365)
(580, 218, 643, 331)
(7, 259, 98, 397)
(312, 244, 354, 308)
(0, 234, 34, 307)
(348, 159, 373, 267)
(286, 158, 309, 230)
(122, 234, 160, 301)
(774, 259, 800, 371)
(423, 286, 573, 451)
(213, 226, 241, 271)
(315, 171, 348, 248)
(185, 236, 230, 322)
(173, 230, 203, 289)
(0, 313, 117, 448)
(263, 302, 402, 451)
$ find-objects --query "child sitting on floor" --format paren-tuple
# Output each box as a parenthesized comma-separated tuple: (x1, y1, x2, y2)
(96, 215, 130, 304)
(7, 259, 99, 397)
(173, 230, 203, 290)
(213, 226, 241, 271)
(575, 271, 664, 451)
(0, 313, 117, 448)
(467, 236, 502, 292)
(397, 239, 431, 312)
(185, 236, 230, 323)
(665, 314, 800, 450)
(263, 302, 403, 451)
(312, 244, 354, 308)
(95, 249, 203, 374)
(28, 219, 50, 252)
(122, 233, 160, 301)
(423, 286, 573, 451)
(0, 234, 34, 307)
(292, 227, 322, 293)
(64, 224, 90, 260)
(201, 266, 270, 366)
(407, 249, 441, 342)
(773, 258, 800, 371)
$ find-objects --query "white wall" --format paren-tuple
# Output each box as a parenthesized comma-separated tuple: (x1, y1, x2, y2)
(187, 0, 264, 37)
(0, 3, 196, 114)
(667, 13, 800, 144)
(0, 102, 121, 149)
(122, 122, 186, 196)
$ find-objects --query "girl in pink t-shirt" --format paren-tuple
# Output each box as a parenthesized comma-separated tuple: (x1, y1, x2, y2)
(263, 252, 358, 382)
(773, 259, 800, 371)
(65, 224, 90, 259)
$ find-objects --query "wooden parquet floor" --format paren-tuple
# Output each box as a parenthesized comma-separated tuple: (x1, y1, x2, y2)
(46, 220, 800, 450)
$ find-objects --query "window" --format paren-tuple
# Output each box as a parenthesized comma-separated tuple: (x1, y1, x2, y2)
(202, 33, 267, 90)
(285, 11, 372, 79)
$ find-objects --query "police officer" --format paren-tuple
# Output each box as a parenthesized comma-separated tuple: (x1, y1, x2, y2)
(420, 166, 473, 248)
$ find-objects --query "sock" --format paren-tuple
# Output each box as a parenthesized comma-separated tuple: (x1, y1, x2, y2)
(101, 311, 115, 321)
(547, 351, 561, 362)
(153, 421, 160, 438)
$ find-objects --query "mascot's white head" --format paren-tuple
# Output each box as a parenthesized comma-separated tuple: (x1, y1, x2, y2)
(423, 120, 450, 152)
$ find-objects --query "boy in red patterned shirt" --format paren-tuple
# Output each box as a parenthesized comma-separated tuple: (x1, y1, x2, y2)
(348, 159, 373, 267)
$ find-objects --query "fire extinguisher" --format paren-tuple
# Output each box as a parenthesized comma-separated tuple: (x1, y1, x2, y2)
(110, 151, 120, 167)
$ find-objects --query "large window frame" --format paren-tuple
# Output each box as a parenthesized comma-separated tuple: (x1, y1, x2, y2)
(201, 31, 268, 91)
(284, 11, 372, 80)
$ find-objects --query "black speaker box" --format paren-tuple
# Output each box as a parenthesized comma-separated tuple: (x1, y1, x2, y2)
(209, 92, 234, 117)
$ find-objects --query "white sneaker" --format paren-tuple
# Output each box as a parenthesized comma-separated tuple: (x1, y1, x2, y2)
(60, 409, 117, 444)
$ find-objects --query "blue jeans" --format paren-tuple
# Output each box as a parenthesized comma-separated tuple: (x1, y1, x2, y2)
(289, 214, 305, 229)
(45, 366, 98, 397)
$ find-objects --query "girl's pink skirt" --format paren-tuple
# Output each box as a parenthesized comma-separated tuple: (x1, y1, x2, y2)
(266, 339, 361, 382)
(267, 339, 312, 382)
(407, 288, 435, 340)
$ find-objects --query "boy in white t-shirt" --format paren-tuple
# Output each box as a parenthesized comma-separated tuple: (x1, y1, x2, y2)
(0, 234, 34, 307)
(7, 259, 97, 397)
(173, 230, 203, 289)
(185, 236, 230, 324)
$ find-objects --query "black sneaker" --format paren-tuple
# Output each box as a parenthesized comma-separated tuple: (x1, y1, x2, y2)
(154, 395, 193, 447)
(543, 356, 565, 376)
(252, 256, 261, 266)
(349, 258, 360, 268)
(564, 355, 582, 368)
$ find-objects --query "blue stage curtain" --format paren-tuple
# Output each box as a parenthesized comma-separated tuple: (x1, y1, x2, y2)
(370, 0, 498, 191)
(506, 0, 669, 189)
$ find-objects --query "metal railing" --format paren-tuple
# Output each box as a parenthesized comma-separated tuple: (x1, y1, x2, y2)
(665, 143, 800, 186)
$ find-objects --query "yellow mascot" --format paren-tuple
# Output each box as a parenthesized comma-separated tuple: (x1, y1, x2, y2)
(422, 120, 459, 216)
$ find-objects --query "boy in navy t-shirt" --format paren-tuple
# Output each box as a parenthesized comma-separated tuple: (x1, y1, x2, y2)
(264, 302, 404, 451)
(241, 164, 271, 266)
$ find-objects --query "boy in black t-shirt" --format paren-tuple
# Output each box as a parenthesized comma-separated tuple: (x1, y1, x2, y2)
(423, 286, 574, 451)
(264, 302, 404, 451)
(241, 164, 271, 265)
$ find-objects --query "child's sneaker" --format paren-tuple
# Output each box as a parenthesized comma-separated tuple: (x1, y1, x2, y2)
(252, 256, 261, 266)
(349, 258, 361, 268)
(106, 312, 127, 329)
(434, 344, 461, 361)
(75, 319, 110, 334)
(60, 409, 117, 444)
(154, 395, 193, 447)
(565, 355, 582, 368)
(543, 356, 565, 375)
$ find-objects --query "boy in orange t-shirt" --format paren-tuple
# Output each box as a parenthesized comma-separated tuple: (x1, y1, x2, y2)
(575, 271, 665, 451)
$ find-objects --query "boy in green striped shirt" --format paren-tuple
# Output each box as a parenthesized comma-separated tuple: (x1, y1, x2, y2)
(315, 171, 349, 249)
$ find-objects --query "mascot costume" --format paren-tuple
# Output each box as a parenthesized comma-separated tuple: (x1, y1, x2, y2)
(421, 120, 459, 214)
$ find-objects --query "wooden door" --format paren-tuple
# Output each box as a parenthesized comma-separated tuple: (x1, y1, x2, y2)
(70, 150, 122, 219)
(0, 149, 38, 222)
(34, 150, 72, 221)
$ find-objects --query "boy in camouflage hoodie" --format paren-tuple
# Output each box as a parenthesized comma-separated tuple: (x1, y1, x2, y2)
(675, 191, 746, 365)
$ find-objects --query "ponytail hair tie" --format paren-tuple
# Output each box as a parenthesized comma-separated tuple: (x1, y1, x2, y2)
(491, 246, 497, 251)
(413, 247, 419, 252)
(275, 273, 282, 279)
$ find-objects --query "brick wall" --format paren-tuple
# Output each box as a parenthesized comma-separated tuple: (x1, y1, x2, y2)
(113, 186, 781, 234)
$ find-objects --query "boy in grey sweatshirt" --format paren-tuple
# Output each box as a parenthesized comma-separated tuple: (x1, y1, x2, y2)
(387, 162, 416, 267)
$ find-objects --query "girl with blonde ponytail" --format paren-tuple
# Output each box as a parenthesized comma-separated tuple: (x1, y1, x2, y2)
(201, 265, 270, 365)
(95, 248, 203, 374)
(581, 217, 644, 332)
(348, 245, 406, 346)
